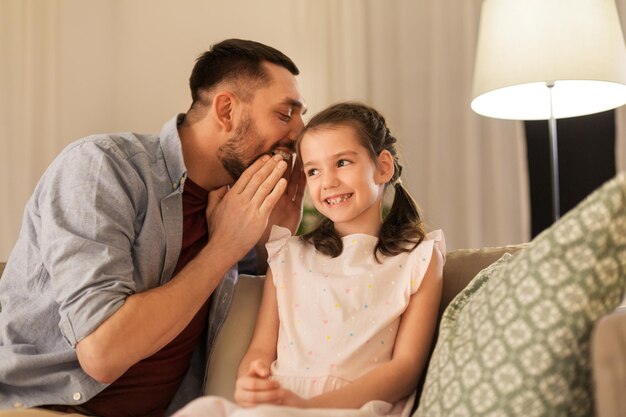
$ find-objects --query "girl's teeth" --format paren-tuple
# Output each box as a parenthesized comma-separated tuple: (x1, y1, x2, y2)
(326, 194, 352, 205)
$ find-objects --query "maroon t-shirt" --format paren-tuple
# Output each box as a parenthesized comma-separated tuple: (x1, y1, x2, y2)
(82, 178, 210, 417)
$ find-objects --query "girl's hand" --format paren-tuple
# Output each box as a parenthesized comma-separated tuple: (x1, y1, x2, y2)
(234, 359, 309, 408)
(234, 359, 281, 407)
(276, 389, 307, 408)
(247, 358, 271, 379)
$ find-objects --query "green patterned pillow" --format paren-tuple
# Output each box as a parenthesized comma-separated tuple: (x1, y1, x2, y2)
(415, 173, 626, 417)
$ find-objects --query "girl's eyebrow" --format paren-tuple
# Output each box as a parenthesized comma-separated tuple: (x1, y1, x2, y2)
(302, 150, 359, 167)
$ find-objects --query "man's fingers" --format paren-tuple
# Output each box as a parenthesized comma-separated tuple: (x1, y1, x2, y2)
(285, 157, 302, 201)
(239, 156, 287, 200)
(229, 154, 272, 194)
(258, 178, 288, 218)
(249, 160, 288, 205)
(281, 157, 293, 182)
(206, 186, 228, 212)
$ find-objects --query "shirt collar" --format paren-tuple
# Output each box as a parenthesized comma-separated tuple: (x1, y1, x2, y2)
(160, 114, 188, 192)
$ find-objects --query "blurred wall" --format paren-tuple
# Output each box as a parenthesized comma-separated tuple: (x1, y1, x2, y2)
(11, 0, 616, 259)
(1, 0, 331, 259)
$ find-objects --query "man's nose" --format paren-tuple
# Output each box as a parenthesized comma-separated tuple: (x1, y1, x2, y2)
(289, 114, 305, 141)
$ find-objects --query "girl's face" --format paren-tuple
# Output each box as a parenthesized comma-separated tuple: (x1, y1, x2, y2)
(300, 125, 392, 237)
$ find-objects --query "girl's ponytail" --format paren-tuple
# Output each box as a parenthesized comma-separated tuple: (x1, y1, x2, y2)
(376, 181, 425, 261)
(303, 217, 343, 258)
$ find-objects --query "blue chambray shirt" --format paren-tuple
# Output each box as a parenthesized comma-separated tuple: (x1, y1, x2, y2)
(0, 115, 237, 415)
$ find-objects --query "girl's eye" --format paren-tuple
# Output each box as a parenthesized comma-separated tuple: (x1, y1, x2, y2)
(306, 168, 319, 177)
(337, 159, 351, 167)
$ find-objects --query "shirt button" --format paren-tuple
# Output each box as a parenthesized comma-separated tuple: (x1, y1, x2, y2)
(73, 392, 82, 401)
(13, 402, 23, 408)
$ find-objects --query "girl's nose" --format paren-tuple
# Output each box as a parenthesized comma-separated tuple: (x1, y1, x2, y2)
(322, 172, 339, 189)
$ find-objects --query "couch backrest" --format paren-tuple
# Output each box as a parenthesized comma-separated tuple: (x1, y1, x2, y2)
(439, 244, 525, 316)
(0, 244, 525, 290)
(0, 248, 529, 407)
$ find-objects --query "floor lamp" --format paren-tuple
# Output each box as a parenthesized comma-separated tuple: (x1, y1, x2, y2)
(471, 0, 626, 222)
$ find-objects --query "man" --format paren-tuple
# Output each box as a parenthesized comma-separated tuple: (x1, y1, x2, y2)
(0, 39, 307, 416)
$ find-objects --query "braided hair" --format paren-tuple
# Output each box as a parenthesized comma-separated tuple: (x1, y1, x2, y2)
(296, 102, 425, 261)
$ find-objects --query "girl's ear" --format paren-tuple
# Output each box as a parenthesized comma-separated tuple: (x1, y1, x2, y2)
(375, 150, 395, 184)
(212, 92, 239, 132)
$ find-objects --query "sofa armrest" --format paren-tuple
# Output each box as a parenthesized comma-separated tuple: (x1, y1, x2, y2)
(592, 309, 626, 417)
(204, 274, 264, 401)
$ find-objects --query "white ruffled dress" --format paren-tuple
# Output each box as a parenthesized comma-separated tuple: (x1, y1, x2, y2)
(174, 226, 444, 417)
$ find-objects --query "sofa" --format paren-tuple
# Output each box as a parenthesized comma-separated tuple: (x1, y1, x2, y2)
(1, 243, 625, 417)
(206, 246, 626, 417)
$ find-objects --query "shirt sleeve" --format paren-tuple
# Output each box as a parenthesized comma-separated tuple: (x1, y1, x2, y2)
(410, 229, 446, 294)
(38, 140, 144, 347)
(265, 225, 292, 273)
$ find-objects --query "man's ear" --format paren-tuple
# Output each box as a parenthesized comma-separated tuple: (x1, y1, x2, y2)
(212, 92, 238, 132)
(375, 150, 395, 184)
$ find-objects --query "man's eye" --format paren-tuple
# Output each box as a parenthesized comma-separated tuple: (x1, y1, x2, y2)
(279, 113, 292, 122)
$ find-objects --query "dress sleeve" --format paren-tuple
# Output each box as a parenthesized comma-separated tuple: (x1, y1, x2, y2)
(410, 229, 446, 294)
(265, 225, 293, 265)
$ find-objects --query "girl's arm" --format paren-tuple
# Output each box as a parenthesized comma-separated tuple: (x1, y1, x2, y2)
(234, 269, 283, 407)
(281, 244, 445, 409)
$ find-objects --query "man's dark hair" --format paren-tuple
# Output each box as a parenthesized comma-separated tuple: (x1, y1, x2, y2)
(189, 39, 299, 106)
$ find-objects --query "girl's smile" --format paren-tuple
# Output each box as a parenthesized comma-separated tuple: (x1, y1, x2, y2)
(324, 193, 353, 207)
(300, 125, 392, 237)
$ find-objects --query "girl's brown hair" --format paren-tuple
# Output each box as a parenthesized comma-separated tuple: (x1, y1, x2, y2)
(296, 102, 426, 261)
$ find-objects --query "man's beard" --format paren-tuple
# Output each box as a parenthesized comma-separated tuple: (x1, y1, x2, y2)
(217, 115, 266, 181)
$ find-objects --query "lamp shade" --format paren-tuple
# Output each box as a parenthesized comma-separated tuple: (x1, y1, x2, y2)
(471, 0, 626, 120)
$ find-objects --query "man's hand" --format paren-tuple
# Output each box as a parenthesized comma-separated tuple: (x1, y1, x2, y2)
(205, 154, 289, 266)
(76, 156, 290, 385)
(254, 156, 306, 268)
(268, 155, 306, 235)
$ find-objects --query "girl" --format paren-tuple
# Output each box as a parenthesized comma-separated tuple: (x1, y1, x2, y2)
(175, 102, 445, 417)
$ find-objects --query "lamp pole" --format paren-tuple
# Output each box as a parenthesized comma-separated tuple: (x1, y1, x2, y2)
(546, 81, 560, 222)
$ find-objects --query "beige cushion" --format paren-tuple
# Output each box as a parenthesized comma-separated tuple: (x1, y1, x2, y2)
(416, 173, 626, 417)
(204, 274, 264, 400)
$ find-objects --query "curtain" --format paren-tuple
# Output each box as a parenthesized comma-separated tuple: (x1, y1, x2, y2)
(0, 0, 62, 259)
(18, 0, 626, 258)
(293, 0, 530, 249)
